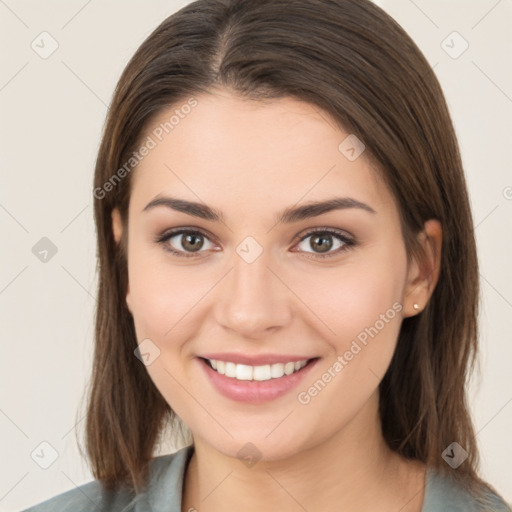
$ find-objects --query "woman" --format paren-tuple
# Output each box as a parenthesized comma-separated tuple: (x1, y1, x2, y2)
(23, 0, 510, 510)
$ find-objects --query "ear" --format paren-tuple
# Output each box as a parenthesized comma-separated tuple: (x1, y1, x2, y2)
(403, 219, 442, 317)
(112, 207, 123, 244)
(111, 208, 132, 313)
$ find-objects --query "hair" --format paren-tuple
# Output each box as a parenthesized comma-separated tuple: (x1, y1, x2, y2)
(76, 0, 503, 505)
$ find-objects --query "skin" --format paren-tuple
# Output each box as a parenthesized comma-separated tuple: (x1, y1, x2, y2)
(112, 89, 442, 512)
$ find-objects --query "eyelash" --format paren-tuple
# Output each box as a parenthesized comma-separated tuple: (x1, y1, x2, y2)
(155, 227, 356, 260)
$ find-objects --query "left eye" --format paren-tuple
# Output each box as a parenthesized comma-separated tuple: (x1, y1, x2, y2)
(294, 229, 355, 258)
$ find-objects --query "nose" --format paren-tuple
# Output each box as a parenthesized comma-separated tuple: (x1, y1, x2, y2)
(214, 251, 293, 340)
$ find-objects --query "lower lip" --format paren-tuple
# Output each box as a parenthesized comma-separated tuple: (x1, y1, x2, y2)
(199, 357, 319, 403)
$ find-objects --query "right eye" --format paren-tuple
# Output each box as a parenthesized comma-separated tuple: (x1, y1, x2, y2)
(156, 228, 217, 258)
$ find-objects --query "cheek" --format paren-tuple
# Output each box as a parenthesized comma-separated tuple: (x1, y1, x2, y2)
(292, 250, 407, 348)
(291, 243, 407, 400)
(129, 258, 206, 341)
(274, 271, 405, 452)
(126, 237, 210, 341)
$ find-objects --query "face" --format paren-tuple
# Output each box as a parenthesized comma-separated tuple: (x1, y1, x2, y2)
(115, 90, 424, 461)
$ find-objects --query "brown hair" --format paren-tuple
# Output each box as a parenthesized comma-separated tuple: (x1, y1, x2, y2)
(78, 0, 501, 503)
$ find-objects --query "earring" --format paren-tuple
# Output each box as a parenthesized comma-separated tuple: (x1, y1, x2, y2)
(413, 303, 420, 312)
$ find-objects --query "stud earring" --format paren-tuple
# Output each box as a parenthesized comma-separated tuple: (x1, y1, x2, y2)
(413, 303, 420, 311)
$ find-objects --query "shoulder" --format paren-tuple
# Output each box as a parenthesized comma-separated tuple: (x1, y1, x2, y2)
(422, 468, 511, 512)
(21, 445, 194, 512)
(20, 478, 133, 512)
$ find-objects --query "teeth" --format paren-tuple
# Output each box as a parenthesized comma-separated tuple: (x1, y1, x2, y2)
(271, 363, 284, 378)
(235, 364, 253, 381)
(225, 362, 236, 378)
(207, 358, 309, 381)
(284, 362, 295, 375)
(253, 365, 271, 381)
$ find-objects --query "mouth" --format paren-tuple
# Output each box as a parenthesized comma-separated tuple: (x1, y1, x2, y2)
(201, 357, 315, 381)
(198, 356, 320, 403)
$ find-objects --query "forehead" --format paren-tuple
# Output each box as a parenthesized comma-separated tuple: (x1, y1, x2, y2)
(129, 91, 396, 220)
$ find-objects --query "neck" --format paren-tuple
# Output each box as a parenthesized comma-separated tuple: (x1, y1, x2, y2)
(181, 392, 425, 512)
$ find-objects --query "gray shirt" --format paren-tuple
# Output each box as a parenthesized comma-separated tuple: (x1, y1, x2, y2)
(21, 445, 510, 512)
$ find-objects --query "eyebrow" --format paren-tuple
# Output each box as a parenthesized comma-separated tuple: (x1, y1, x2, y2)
(142, 195, 376, 224)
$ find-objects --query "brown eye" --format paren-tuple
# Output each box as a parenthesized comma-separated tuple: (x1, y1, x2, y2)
(309, 233, 333, 253)
(295, 229, 355, 258)
(157, 229, 215, 257)
(180, 233, 205, 252)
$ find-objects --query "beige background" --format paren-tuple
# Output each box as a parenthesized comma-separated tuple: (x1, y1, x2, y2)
(1, 0, 511, 510)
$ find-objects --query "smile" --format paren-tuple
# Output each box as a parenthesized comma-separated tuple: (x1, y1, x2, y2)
(205, 358, 309, 381)
(198, 356, 319, 403)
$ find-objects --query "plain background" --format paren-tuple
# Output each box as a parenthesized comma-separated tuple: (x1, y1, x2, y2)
(0, 0, 511, 510)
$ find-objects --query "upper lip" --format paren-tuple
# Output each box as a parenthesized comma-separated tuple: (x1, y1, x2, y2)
(200, 353, 318, 366)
